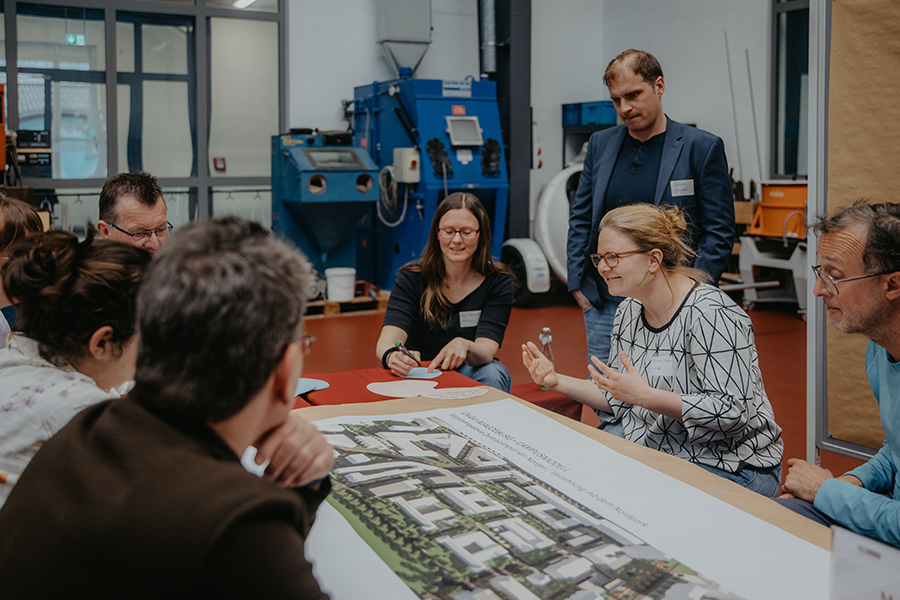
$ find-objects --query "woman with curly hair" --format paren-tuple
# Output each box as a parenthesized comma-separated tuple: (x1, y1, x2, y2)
(0, 229, 151, 505)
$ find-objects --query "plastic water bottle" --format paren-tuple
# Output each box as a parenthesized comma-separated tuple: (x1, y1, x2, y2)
(538, 327, 554, 392)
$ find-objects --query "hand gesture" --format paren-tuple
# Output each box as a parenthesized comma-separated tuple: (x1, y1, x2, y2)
(387, 346, 421, 377)
(254, 410, 335, 489)
(429, 337, 470, 372)
(588, 351, 651, 404)
(522, 341, 559, 390)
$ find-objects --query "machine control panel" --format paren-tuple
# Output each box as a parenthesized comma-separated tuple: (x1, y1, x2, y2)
(393, 147, 420, 183)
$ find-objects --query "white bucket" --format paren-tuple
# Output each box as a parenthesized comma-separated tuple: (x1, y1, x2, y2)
(324, 267, 356, 302)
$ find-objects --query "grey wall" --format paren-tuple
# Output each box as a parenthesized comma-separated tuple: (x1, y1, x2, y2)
(287, 0, 771, 232)
(288, 0, 481, 131)
(530, 0, 770, 231)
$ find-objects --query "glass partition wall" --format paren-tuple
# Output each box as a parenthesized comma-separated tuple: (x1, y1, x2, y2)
(1, 0, 285, 232)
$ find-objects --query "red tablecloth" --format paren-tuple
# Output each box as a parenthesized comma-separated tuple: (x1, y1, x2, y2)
(296, 367, 585, 423)
(298, 367, 477, 406)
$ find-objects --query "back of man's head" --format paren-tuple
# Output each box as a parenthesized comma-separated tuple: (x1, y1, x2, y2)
(813, 200, 900, 276)
(603, 49, 664, 87)
(134, 216, 313, 422)
(99, 171, 163, 222)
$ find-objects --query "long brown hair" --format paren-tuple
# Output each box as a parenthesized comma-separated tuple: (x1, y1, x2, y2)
(400, 193, 510, 325)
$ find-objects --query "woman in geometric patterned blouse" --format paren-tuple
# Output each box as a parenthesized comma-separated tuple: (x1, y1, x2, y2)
(523, 204, 784, 496)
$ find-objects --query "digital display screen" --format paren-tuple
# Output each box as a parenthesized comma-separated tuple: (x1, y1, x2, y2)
(446, 117, 483, 146)
(303, 148, 365, 170)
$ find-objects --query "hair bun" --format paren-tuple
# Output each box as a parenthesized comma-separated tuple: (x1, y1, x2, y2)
(3, 230, 80, 309)
(662, 205, 688, 237)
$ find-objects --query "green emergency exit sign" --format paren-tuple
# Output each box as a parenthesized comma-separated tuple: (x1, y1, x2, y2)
(65, 34, 86, 46)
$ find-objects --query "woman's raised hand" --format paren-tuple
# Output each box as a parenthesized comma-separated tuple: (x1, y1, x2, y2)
(588, 351, 649, 404)
(522, 341, 559, 390)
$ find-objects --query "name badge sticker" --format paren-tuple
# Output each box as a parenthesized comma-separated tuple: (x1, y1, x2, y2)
(647, 355, 675, 378)
(459, 310, 481, 328)
(670, 179, 695, 197)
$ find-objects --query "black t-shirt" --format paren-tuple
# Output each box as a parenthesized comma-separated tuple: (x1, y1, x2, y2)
(383, 269, 514, 361)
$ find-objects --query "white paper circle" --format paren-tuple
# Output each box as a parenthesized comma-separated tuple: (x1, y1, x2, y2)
(366, 380, 440, 398)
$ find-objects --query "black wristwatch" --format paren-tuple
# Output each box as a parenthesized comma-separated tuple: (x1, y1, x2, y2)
(381, 346, 402, 369)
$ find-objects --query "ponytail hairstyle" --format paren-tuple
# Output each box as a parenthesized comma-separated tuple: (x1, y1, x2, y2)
(1, 228, 152, 366)
(598, 204, 710, 286)
(400, 192, 511, 325)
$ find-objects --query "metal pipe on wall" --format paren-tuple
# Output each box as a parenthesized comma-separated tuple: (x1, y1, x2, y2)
(480, 0, 497, 74)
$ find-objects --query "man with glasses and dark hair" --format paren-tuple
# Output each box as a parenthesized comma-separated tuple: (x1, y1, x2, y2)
(778, 201, 900, 548)
(0, 216, 334, 597)
(97, 171, 171, 256)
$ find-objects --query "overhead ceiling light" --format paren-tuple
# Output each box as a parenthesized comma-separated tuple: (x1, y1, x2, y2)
(232, 0, 259, 8)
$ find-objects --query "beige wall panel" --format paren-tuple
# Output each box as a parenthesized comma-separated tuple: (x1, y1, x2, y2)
(825, 0, 900, 450)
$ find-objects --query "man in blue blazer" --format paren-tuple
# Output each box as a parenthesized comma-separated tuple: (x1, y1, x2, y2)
(567, 49, 735, 403)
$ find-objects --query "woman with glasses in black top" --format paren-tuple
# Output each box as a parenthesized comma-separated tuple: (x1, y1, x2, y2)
(377, 193, 515, 392)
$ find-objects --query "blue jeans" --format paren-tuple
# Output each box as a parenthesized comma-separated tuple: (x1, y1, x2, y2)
(584, 300, 621, 430)
(459, 359, 511, 393)
(583, 300, 620, 366)
(696, 462, 783, 497)
(773, 497, 836, 526)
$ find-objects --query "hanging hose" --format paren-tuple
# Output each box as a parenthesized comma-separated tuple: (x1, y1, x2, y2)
(376, 165, 407, 227)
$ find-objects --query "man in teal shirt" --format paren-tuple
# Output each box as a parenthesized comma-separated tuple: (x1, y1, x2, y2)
(779, 201, 900, 547)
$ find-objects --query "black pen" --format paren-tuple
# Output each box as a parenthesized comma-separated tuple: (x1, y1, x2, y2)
(394, 340, 422, 367)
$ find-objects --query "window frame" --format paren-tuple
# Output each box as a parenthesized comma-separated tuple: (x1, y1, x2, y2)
(770, 0, 810, 180)
(1, 0, 287, 221)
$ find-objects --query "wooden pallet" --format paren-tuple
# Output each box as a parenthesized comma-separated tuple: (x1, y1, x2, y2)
(305, 291, 390, 318)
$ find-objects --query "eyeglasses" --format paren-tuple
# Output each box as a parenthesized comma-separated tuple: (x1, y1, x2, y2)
(105, 221, 173, 241)
(300, 333, 316, 358)
(590, 250, 645, 269)
(811, 264, 894, 295)
(438, 228, 480, 239)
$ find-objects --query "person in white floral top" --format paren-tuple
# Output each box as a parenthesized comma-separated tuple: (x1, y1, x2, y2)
(0, 229, 151, 506)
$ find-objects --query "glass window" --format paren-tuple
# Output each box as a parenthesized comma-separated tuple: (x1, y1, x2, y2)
(212, 186, 271, 227)
(117, 13, 196, 177)
(18, 6, 106, 71)
(16, 6, 108, 180)
(0, 10, 6, 63)
(208, 17, 279, 177)
(132, 0, 195, 5)
(773, 6, 809, 177)
(162, 187, 196, 228)
(207, 0, 279, 14)
(41, 188, 101, 236)
(141, 81, 193, 177)
(116, 22, 135, 73)
(142, 24, 189, 75)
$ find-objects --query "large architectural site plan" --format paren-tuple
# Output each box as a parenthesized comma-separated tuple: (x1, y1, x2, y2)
(304, 398, 829, 600)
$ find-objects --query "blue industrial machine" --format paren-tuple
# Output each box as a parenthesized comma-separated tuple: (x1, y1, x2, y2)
(353, 77, 509, 289)
(271, 132, 380, 277)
